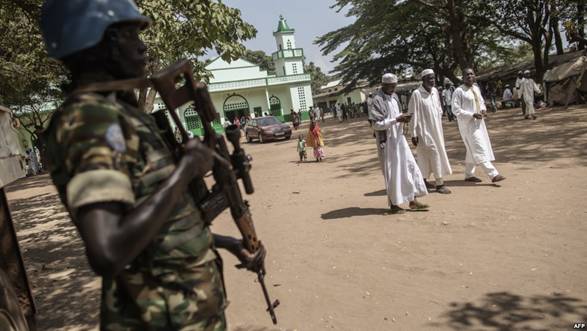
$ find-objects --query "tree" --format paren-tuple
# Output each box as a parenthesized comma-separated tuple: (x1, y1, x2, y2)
(0, 0, 258, 115)
(479, 0, 575, 82)
(134, 0, 257, 112)
(242, 50, 275, 74)
(0, 1, 64, 109)
(304, 62, 330, 95)
(564, 2, 586, 51)
(316, 0, 509, 88)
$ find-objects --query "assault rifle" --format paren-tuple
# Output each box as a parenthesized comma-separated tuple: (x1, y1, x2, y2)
(150, 60, 280, 324)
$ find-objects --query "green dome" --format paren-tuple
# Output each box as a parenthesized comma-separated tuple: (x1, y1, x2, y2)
(275, 15, 294, 33)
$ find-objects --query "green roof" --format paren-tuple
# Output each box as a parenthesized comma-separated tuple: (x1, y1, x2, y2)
(275, 15, 294, 33)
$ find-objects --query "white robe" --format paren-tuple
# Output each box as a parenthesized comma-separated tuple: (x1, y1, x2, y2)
(373, 95, 427, 205)
(452, 85, 495, 165)
(520, 78, 540, 115)
(502, 88, 512, 101)
(514, 77, 524, 100)
(408, 86, 452, 179)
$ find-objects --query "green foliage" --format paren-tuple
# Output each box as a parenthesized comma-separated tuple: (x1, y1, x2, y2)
(317, 0, 576, 86)
(0, 1, 64, 108)
(0, 0, 257, 110)
(316, 0, 510, 88)
(304, 62, 329, 95)
(242, 49, 275, 74)
(475, 0, 575, 81)
(136, 0, 257, 79)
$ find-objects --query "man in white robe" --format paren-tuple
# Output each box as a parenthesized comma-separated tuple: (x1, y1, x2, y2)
(514, 71, 526, 115)
(520, 70, 541, 120)
(408, 69, 453, 194)
(452, 68, 506, 183)
(372, 73, 428, 213)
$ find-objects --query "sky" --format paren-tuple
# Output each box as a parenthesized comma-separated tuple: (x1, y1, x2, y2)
(220, 0, 355, 73)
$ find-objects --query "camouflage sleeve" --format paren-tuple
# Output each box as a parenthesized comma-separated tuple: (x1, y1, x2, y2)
(57, 95, 136, 211)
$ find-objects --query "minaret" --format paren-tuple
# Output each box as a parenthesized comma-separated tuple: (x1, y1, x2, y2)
(272, 15, 304, 77)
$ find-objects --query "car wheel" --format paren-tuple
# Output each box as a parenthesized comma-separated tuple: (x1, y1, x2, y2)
(0, 270, 29, 331)
(246, 133, 252, 143)
(259, 134, 265, 144)
(285, 135, 291, 140)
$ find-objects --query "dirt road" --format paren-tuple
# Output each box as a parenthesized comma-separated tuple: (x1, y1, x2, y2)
(7, 105, 587, 331)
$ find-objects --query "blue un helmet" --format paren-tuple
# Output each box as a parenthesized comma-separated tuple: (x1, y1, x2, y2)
(41, 0, 151, 59)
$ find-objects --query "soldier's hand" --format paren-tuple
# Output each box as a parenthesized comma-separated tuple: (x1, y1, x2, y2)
(473, 113, 483, 120)
(235, 242, 266, 273)
(182, 138, 214, 179)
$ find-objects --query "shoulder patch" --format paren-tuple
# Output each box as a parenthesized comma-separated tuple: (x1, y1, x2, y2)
(105, 124, 126, 152)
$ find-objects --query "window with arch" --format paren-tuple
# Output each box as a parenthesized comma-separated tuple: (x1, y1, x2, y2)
(223, 94, 250, 122)
(184, 108, 202, 131)
(223, 95, 249, 112)
(269, 95, 282, 116)
(286, 40, 292, 49)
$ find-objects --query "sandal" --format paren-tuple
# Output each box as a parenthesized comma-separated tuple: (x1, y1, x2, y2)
(409, 201, 429, 211)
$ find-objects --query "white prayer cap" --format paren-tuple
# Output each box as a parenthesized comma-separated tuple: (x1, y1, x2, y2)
(382, 73, 398, 84)
(523, 70, 531, 74)
(420, 69, 434, 78)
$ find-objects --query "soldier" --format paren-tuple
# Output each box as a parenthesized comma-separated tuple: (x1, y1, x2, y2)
(40, 0, 264, 330)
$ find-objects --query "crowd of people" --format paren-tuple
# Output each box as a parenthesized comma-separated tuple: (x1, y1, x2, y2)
(481, 70, 543, 120)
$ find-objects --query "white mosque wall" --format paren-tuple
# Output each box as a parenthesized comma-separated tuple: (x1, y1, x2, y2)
(209, 66, 269, 84)
(289, 84, 314, 113)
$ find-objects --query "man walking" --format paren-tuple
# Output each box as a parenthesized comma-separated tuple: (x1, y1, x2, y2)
(40, 1, 263, 329)
(408, 69, 452, 194)
(520, 70, 541, 120)
(502, 84, 514, 108)
(442, 79, 456, 121)
(372, 73, 428, 213)
(452, 69, 506, 183)
(514, 71, 526, 115)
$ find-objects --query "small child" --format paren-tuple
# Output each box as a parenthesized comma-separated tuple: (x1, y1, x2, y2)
(297, 135, 307, 162)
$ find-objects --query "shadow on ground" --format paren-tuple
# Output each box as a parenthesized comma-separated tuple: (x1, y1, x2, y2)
(432, 291, 587, 331)
(364, 189, 387, 197)
(443, 107, 587, 167)
(321, 207, 391, 220)
(7, 177, 99, 331)
(321, 107, 587, 178)
(442, 180, 499, 188)
(5, 174, 52, 193)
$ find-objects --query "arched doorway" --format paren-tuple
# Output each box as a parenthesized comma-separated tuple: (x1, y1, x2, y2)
(269, 95, 282, 117)
(223, 94, 249, 123)
(183, 107, 223, 136)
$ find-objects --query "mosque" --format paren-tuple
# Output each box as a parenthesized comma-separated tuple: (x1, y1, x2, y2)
(177, 15, 314, 136)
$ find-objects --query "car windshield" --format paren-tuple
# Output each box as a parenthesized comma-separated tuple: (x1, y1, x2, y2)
(257, 117, 281, 126)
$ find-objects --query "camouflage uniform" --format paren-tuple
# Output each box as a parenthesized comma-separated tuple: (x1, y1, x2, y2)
(44, 90, 227, 331)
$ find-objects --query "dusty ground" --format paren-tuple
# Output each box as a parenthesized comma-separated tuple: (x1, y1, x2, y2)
(6, 105, 587, 331)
